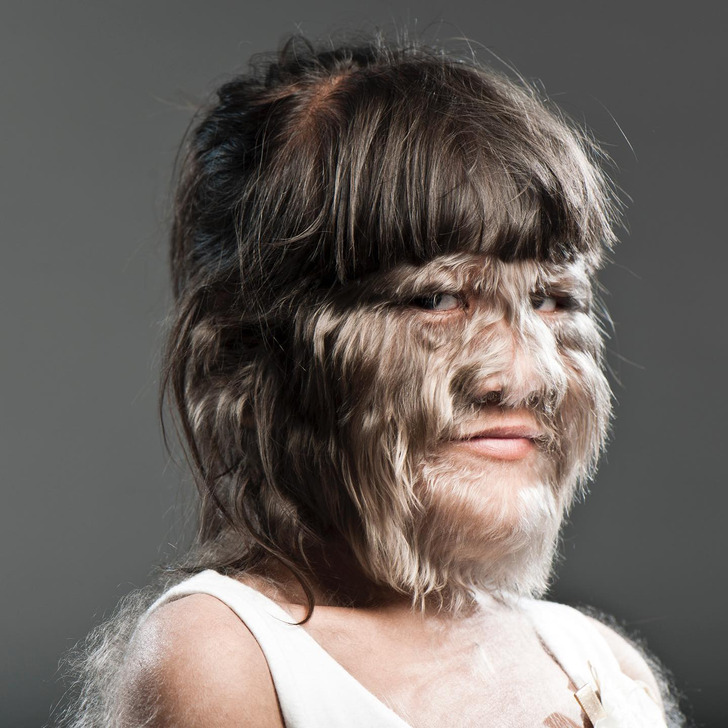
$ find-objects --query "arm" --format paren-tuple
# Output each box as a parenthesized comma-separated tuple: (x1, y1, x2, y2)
(117, 594, 284, 728)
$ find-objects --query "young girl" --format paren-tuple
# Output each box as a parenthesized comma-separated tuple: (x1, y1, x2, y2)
(61, 35, 681, 728)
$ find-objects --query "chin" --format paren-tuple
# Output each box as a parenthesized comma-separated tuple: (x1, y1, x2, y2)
(412, 451, 569, 605)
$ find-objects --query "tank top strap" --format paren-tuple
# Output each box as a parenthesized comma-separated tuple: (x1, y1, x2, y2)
(144, 570, 317, 726)
(518, 597, 619, 688)
(143, 570, 410, 728)
(519, 598, 667, 728)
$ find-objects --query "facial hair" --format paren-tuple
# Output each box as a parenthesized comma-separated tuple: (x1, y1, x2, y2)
(412, 436, 566, 607)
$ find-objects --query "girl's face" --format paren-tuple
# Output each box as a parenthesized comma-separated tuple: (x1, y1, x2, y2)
(295, 252, 611, 598)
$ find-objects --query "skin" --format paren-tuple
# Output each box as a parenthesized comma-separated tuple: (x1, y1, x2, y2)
(119, 254, 663, 726)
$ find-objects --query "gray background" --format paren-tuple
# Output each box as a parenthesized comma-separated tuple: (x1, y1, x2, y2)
(1, 2, 725, 726)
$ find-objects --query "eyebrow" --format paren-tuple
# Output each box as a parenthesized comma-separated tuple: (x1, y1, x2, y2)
(538, 265, 591, 293)
(356, 255, 594, 303)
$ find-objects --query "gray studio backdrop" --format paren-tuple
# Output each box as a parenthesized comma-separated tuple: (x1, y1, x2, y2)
(2, 2, 724, 726)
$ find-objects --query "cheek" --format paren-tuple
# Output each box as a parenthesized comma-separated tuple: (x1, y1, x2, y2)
(551, 311, 603, 359)
(347, 310, 453, 402)
(551, 314, 606, 396)
(551, 317, 612, 471)
(560, 348, 611, 431)
(322, 308, 457, 460)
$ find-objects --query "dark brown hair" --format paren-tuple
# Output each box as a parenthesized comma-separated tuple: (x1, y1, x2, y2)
(163, 33, 617, 600)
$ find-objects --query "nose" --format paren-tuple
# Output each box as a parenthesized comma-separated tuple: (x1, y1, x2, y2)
(469, 317, 567, 410)
(478, 389, 503, 406)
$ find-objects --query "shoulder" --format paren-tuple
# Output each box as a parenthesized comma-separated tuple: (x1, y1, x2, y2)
(583, 613, 664, 709)
(117, 593, 284, 727)
(524, 600, 669, 711)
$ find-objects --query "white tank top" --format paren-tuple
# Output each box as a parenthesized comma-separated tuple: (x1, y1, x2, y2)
(144, 570, 666, 728)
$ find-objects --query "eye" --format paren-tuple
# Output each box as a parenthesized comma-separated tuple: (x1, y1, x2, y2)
(532, 294, 558, 313)
(531, 292, 579, 313)
(411, 293, 461, 311)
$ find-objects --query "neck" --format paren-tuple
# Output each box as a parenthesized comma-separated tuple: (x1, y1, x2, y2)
(246, 534, 488, 617)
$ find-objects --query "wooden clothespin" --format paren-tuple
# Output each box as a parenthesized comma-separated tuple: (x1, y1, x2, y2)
(574, 662, 608, 725)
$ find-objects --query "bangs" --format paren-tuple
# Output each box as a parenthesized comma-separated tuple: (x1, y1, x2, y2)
(235, 50, 616, 290)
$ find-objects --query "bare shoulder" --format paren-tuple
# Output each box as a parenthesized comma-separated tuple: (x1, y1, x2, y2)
(584, 614, 664, 708)
(117, 593, 284, 728)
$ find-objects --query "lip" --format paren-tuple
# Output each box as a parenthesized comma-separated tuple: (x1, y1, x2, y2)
(462, 425, 542, 440)
(454, 423, 542, 461)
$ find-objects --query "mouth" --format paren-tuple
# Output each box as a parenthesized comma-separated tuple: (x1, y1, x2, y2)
(454, 424, 543, 461)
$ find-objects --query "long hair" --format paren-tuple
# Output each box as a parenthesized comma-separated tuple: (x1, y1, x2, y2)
(162, 34, 617, 610)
